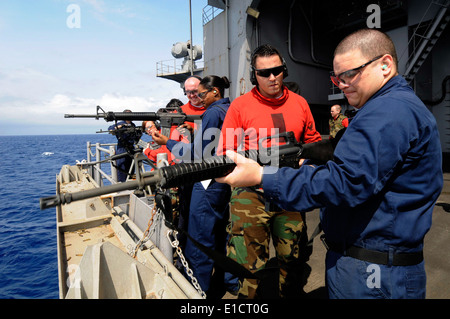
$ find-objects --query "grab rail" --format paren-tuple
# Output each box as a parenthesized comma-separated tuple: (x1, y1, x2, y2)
(86, 142, 118, 186)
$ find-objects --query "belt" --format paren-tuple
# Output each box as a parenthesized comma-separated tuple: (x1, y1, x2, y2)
(323, 239, 423, 266)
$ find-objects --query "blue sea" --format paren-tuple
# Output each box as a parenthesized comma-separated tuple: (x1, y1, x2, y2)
(0, 134, 119, 299)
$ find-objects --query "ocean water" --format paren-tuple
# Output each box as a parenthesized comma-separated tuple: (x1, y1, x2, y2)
(0, 134, 117, 299)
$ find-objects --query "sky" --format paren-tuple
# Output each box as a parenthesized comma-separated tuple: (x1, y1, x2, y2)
(0, 0, 208, 135)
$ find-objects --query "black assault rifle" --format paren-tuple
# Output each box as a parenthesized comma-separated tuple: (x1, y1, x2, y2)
(39, 130, 343, 210)
(96, 126, 144, 135)
(66, 105, 201, 137)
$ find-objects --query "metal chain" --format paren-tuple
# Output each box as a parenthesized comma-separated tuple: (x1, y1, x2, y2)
(167, 229, 206, 299)
(129, 199, 206, 299)
(131, 204, 159, 258)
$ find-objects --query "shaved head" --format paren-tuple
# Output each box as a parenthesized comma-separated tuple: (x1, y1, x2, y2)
(334, 29, 398, 70)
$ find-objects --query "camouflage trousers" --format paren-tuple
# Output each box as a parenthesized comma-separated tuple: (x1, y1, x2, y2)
(227, 187, 311, 299)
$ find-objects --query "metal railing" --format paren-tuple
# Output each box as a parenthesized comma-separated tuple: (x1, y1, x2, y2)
(400, 0, 450, 82)
(86, 141, 118, 186)
(156, 59, 204, 76)
(202, 5, 223, 25)
(156, 59, 184, 76)
(84, 141, 157, 190)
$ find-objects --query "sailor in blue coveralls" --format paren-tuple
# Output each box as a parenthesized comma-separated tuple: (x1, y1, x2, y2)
(152, 75, 238, 298)
(108, 110, 141, 182)
(217, 29, 443, 298)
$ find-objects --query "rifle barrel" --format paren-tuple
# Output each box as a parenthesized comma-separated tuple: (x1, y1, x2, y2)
(64, 111, 202, 122)
(39, 171, 162, 209)
(65, 114, 104, 118)
(39, 138, 336, 210)
(103, 112, 201, 122)
(39, 156, 235, 210)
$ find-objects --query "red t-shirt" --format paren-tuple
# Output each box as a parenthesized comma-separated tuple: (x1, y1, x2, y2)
(181, 101, 206, 116)
(218, 86, 321, 154)
(143, 144, 175, 164)
(145, 102, 207, 166)
(181, 101, 206, 129)
(168, 101, 206, 143)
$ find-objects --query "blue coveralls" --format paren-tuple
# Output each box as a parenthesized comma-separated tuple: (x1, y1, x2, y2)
(262, 76, 443, 298)
(167, 98, 238, 296)
(108, 121, 139, 182)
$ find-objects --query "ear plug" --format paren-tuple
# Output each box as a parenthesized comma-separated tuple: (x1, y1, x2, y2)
(382, 65, 388, 70)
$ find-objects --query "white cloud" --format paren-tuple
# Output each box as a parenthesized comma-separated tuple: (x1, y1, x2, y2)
(0, 62, 187, 135)
(0, 89, 186, 135)
(0, 1, 203, 135)
(48, 92, 161, 113)
(81, 0, 138, 33)
(0, 67, 60, 100)
(2, 92, 164, 120)
(82, 0, 106, 13)
(0, 62, 185, 117)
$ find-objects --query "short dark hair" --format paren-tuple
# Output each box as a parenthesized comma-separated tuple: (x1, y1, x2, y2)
(165, 98, 183, 109)
(199, 75, 230, 97)
(250, 44, 288, 85)
(334, 29, 398, 69)
(251, 44, 284, 68)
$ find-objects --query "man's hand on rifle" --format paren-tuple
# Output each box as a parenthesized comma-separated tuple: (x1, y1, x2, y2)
(152, 131, 169, 145)
(177, 123, 194, 135)
(215, 150, 263, 187)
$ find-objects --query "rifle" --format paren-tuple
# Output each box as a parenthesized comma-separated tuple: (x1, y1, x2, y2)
(96, 126, 144, 135)
(66, 105, 201, 137)
(40, 130, 342, 210)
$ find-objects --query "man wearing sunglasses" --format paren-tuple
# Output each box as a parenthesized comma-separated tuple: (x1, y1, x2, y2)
(217, 29, 443, 299)
(217, 44, 321, 298)
(181, 75, 206, 119)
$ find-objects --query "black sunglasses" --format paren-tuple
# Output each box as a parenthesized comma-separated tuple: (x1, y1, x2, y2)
(330, 55, 384, 87)
(255, 65, 284, 78)
(197, 89, 212, 99)
(184, 90, 198, 96)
